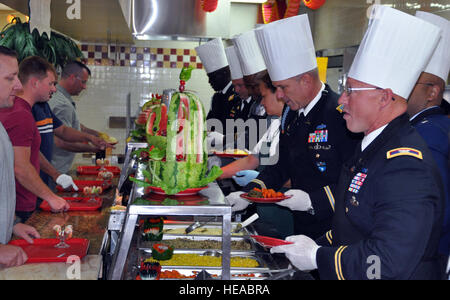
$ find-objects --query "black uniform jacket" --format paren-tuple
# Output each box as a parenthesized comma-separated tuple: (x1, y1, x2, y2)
(245, 85, 362, 238)
(206, 83, 240, 133)
(316, 114, 444, 280)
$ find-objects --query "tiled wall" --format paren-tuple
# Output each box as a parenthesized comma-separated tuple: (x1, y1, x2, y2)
(72, 42, 214, 164)
(80, 44, 203, 69)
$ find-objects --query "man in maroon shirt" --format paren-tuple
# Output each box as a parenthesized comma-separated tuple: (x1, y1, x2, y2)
(0, 56, 69, 222)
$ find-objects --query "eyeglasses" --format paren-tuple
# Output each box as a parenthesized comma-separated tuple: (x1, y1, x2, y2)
(343, 84, 382, 96)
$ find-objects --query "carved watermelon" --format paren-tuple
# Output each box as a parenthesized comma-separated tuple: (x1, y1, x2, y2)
(133, 91, 222, 195)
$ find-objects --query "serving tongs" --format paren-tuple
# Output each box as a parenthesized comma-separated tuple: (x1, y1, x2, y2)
(184, 216, 217, 234)
(233, 213, 259, 233)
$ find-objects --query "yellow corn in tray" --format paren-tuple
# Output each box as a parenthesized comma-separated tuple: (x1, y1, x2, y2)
(151, 254, 259, 268)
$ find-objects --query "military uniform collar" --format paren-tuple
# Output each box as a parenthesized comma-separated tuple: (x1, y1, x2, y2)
(361, 125, 388, 151)
(409, 106, 444, 125)
(222, 81, 233, 94)
(359, 114, 410, 159)
(299, 82, 326, 117)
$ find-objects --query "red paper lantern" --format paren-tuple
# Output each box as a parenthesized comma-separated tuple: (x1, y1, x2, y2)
(303, 0, 326, 10)
(202, 0, 218, 13)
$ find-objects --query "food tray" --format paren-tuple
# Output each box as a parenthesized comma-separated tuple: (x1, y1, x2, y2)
(76, 165, 121, 176)
(160, 223, 248, 236)
(40, 197, 102, 212)
(139, 249, 269, 270)
(139, 235, 254, 252)
(250, 235, 293, 249)
(56, 180, 111, 193)
(8, 238, 89, 263)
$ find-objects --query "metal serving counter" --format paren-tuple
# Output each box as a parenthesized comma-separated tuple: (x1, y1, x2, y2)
(108, 181, 234, 279)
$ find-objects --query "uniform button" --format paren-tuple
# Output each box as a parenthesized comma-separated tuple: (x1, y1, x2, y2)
(316, 153, 320, 158)
(350, 196, 359, 207)
(345, 207, 349, 213)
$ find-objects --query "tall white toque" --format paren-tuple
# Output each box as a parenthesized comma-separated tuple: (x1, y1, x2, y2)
(415, 11, 450, 83)
(195, 38, 229, 74)
(233, 30, 266, 76)
(348, 5, 442, 99)
(255, 14, 317, 82)
(225, 46, 244, 80)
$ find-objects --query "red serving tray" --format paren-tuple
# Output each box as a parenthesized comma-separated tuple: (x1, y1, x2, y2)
(76, 165, 121, 176)
(147, 186, 208, 196)
(250, 235, 293, 249)
(240, 193, 292, 203)
(9, 238, 90, 263)
(40, 197, 102, 211)
(56, 180, 110, 193)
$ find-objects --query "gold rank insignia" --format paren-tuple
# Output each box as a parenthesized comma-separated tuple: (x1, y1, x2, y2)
(386, 147, 423, 160)
(228, 94, 235, 101)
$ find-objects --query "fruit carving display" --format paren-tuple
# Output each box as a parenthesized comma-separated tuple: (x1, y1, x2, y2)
(132, 94, 162, 141)
(131, 67, 222, 195)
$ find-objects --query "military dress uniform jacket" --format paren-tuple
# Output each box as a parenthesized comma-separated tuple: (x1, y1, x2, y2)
(316, 114, 444, 280)
(206, 82, 240, 133)
(410, 106, 449, 256)
(245, 85, 362, 239)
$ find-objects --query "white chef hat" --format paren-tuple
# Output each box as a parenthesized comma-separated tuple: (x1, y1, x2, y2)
(195, 38, 229, 74)
(348, 5, 441, 99)
(233, 30, 266, 76)
(255, 14, 317, 82)
(415, 11, 450, 83)
(225, 46, 243, 80)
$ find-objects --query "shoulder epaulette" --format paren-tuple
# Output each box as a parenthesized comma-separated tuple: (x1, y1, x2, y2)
(386, 147, 423, 160)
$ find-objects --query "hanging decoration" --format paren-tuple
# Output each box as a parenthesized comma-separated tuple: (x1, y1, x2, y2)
(201, 0, 218, 13)
(303, 0, 326, 10)
(262, 0, 302, 24)
(0, 17, 84, 69)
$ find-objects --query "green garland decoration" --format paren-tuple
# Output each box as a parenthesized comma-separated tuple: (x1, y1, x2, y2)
(0, 17, 84, 68)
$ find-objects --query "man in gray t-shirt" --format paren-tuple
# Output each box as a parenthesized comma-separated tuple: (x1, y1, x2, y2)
(48, 61, 114, 174)
(0, 47, 40, 268)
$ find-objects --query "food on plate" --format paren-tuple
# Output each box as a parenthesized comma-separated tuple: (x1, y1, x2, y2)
(129, 67, 222, 195)
(83, 186, 103, 195)
(223, 149, 248, 155)
(97, 170, 113, 180)
(248, 188, 284, 199)
(151, 243, 174, 261)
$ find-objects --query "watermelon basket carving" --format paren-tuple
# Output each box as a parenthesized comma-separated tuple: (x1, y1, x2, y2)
(130, 67, 223, 195)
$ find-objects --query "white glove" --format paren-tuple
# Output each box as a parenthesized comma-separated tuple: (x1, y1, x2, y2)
(226, 191, 250, 212)
(276, 189, 313, 212)
(56, 174, 78, 191)
(270, 235, 320, 271)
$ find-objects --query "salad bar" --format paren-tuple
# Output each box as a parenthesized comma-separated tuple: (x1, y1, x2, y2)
(107, 68, 286, 280)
